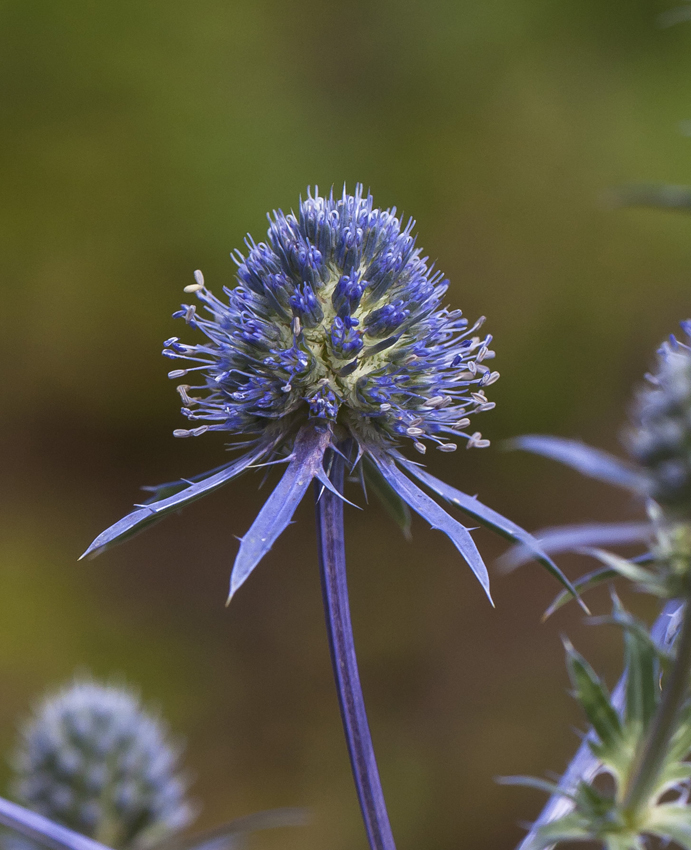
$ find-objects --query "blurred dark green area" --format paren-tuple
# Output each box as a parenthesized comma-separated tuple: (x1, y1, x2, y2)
(1, 1, 690, 848)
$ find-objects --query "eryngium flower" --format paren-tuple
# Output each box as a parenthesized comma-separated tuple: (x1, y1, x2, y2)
(84, 186, 564, 602)
(11, 680, 192, 849)
(625, 321, 691, 512)
(166, 185, 497, 455)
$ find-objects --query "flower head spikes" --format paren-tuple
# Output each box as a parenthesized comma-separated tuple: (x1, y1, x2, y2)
(10, 679, 192, 850)
(165, 185, 497, 455)
(82, 185, 574, 604)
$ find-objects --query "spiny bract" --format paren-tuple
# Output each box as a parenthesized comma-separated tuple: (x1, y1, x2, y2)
(11, 679, 192, 850)
(164, 184, 497, 454)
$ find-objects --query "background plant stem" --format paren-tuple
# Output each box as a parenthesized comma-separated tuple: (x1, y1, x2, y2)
(623, 594, 691, 815)
(515, 599, 683, 850)
(314, 449, 397, 850)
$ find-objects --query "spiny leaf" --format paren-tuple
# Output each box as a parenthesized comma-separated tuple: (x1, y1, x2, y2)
(544, 567, 616, 619)
(363, 457, 412, 540)
(565, 640, 622, 749)
(509, 435, 648, 491)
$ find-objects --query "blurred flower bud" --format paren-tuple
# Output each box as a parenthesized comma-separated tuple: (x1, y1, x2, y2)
(9, 679, 193, 849)
(625, 321, 691, 514)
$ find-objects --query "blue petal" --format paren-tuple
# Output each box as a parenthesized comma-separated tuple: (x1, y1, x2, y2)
(228, 424, 332, 601)
(0, 795, 109, 850)
(501, 522, 653, 570)
(81, 444, 271, 559)
(396, 455, 584, 607)
(509, 435, 648, 491)
(371, 451, 492, 603)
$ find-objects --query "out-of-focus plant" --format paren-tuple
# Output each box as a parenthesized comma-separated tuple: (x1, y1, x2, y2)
(503, 322, 691, 849)
(0, 679, 306, 850)
(7, 678, 193, 850)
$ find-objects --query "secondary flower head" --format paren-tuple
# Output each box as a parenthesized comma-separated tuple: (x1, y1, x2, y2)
(625, 321, 691, 513)
(83, 186, 567, 605)
(164, 185, 497, 455)
(11, 679, 192, 849)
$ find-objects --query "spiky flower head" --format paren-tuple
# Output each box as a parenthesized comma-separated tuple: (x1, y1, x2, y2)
(10, 679, 192, 849)
(626, 321, 691, 514)
(165, 185, 497, 454)
(84, 185, 571, 606)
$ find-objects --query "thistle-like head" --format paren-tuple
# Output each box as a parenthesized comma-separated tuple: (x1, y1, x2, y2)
(625, 321, 691, 514)
(10, 679, 192, 849)
(164, 185, 498, 456)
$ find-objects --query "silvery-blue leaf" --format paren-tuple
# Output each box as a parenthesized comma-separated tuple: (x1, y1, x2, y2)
(228, 425, 332, 601)
(501, 522, 652, 570)
(0, 797, 109, 850)
(81, 444, 272, 559)
(397, 456, 582, 606)
(510, 435, 648, 491)
(363, 458, 412, 540)
(371, 452, 492, 603)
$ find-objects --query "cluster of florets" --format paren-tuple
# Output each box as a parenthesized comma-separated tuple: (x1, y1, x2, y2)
(11, 680, 192, 849)
(625, 320, 691, 512)
(163, 186, 498, 455)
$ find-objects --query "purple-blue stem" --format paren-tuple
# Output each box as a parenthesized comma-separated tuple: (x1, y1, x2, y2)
(315, 449, 397, 850)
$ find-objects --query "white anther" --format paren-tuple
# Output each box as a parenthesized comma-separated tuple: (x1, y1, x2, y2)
(426, 396, 445, 407)
(403, 355, 418, 365)
(185, 306, 197, 323)
(458, 371, 475, 380)
(414, 441, 427, 454)
(407, 427, 425, 437)
(194, 269, 205, 287)
(466, 432, 490, 449)
(176, 385, 201, 405)
(471, 392, 487, 403)
(184, 283, 204, 293)
(168, 369, 188, 378)
(455, 418, 471, 429)
(485, 371, 500, 385)
(380, 403, 392, 411)
(476, 346, 488, 362)
(173, 429, 191, 438)
(437, 443, 457, 452)
(292, 317, 301, 335)
(281, 383, 292, 392)
(190, 426, 209, 436)
(478, 402, 496, 412)
(467, 360, 477, 374)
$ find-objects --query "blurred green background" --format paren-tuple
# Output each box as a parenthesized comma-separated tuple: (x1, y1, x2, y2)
(1, 1, 691, 848)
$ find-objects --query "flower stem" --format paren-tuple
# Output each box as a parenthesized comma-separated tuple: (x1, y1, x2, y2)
(622, 593, 691, 815)
(314, 449, 397, 850)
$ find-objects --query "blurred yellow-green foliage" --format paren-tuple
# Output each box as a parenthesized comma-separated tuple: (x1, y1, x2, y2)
(1, 1, 691, 848)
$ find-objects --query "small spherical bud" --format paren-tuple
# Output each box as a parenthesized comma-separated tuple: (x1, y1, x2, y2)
(10, 679, 193, 849)
(625, 323, 691, 513)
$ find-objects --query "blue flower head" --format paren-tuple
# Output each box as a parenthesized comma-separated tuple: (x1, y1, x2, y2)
(167, 185, 496, 453)
(83, 186, 569, 603)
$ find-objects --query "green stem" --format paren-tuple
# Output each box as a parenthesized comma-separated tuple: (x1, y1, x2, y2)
(622, 595, 691, 815)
